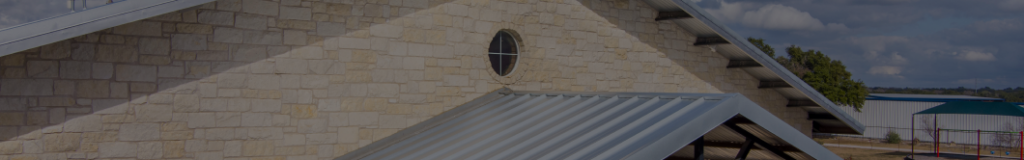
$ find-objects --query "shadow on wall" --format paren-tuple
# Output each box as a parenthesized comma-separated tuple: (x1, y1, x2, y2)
(0, 0, 772, 157)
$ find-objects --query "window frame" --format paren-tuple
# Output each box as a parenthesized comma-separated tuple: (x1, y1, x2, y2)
(487, 30, 521, 77)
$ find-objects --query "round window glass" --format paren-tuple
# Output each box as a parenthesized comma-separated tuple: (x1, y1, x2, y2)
(488, 31, 519, 76)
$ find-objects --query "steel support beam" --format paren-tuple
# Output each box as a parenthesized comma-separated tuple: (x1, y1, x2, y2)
(694, 136, 705, 160)
(725, 123, 797, 160)
(735, 138, 754, 160)
(694, 36, 729, 46)
(758, 81, 791, 89)
(726, 60, 761, 68)
(655, 11, 692, 21)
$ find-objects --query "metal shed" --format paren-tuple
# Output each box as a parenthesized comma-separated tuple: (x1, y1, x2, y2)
(338, 89, 841, 160)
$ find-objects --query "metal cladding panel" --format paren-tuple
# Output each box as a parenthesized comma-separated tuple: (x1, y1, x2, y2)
(838, 100, 1024, 146)
(338, 91, 842, 160)
(0, 0, 215, 56)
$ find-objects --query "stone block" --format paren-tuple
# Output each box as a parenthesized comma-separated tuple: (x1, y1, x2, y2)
(224, 140, 242, 156)
(407, 43, 433, 57)
(93, 99, 128, 114)
(367, 84, 399, 97)
(199, 10, 234, 25)
(283, 30, 308, 45)
(163, 141, 185, 158)
(139, 55, 171, 65)
(301, 75, 328, 89)
(120, 123, 161, 141)
(96, 45, 138, 63)
(379, 115, 407, 128)
(247, 127, 282, 140)
(370, 24, 403, 38)
(0, 141, 21, 154)
(247, 74, 280, 89)
(338, 37, 370, 49)
(63, 115, 101, 132)
(0, 79, 53, 96)
(306, 133, 337, 145)
(176, 23, 213, 34)
(328, 112, 347, 126)
(242, 140, 275, 156)
(139, 38, 170, 55)
(403, 57, 425, 69)
(279, 6, 311, 20)
(200, 98, 227, 112)
(235, 13, 267, 30)
(0, 98, 27, 111)
(115, 65, 157, 82)
(138, 142, 163, 159)
(109, 82, 129, 98)
(136, 105, 172, 122)
(188, 113, 216, 128)
(289, 46, 323, 59)
(218, 73, 247, 88)
(38, 97, 74, 107)
(289, 105, 317, 119)
(113, 21, 161, 36)
(251, 99, 281, 112)
(0, 112, 24, 125)
(443, 75, 470, 86)
(316, 22, 345, 36)
(206, 128, 236, 140)
(308, 60, 334, 74)
(349, 112, 378, 126)
(26, 61, 58, 78)
(98, 142, 137, 158)
(215, 112, 241, 127)
(241, 113, 272, 126)
(59, 61, 91, 79)
(93, 63, 113, 79)
(337, 127, 358, 143)
(275, 58, 308, 74)
(76, 80, 109, 98)
(297, 119, 327, 133)
(280, 134, 305, 146)
(40, 41, 71, 59)
(171, 34, 208, 50)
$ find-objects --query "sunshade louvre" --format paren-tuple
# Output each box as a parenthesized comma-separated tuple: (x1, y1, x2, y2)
(338, 90, 841, 160)
(915, 101, 1024, 117)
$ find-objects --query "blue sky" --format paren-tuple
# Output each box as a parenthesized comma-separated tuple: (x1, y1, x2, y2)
(693, 0, 1024, 88)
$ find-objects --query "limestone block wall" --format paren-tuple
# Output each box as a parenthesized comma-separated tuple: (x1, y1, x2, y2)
(0, 0, 809, 159)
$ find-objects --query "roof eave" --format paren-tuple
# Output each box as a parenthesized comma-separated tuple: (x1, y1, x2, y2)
(659, 0, 865, 134)
(0, 0, 215, 57)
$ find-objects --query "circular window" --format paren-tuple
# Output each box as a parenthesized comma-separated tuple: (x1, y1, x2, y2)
(487, 31, 519, 76)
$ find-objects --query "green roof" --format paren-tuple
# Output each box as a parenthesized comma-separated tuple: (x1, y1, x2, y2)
(915, 101, 1024, 117)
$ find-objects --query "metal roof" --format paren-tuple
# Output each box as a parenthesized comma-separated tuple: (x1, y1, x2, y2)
(338, 89, 841, 160)
(0, 0, 214, 57)
(639, 0, 864, 134)
(868, 93, 1004, 102)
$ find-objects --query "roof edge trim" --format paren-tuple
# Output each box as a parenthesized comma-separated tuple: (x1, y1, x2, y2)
(666, 0, 865, 134)
(0, 0, 215, 57)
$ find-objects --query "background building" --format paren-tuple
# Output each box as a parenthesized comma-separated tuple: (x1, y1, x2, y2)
(837, 93, 1019, 146)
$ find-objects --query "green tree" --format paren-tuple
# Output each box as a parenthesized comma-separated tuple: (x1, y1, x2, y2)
(747, 38, 775, 58)
(748, 38, 868, 111)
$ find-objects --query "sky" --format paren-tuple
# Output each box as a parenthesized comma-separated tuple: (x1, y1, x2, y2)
(692, 0, 1024, 89)
(1, 0, 1021, 88)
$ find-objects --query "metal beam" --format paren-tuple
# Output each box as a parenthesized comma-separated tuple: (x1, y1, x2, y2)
(655, 11, 692, 21)
(735, 138, 754, 160)
(694, 136, 705, 160)
(786, 99, 818, 107)
(758, 81, 791, 89)
(726, 60, 761, 68)
(725, 123, 797, 160)
(694, 36, 729, 46)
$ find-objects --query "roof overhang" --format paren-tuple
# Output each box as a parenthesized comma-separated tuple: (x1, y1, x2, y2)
(0, 0, 214, 57)
(640, 0, 865, 134)
(338, 89, 841, 160)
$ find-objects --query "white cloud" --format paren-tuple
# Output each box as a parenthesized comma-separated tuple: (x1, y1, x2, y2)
(706, 1, 847, 31)
(956, 51, 996, 61)
(868, 66, 903, 77)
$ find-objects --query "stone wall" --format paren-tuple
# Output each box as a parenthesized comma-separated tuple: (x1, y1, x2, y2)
(0, 0, 809, 159)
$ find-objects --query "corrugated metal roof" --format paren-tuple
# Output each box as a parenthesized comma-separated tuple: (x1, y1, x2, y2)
(338, 90, 841, 160)
(868, 93, 1004, 102)
(639, 0, 864, 134)
(0, 0, 214, 56)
